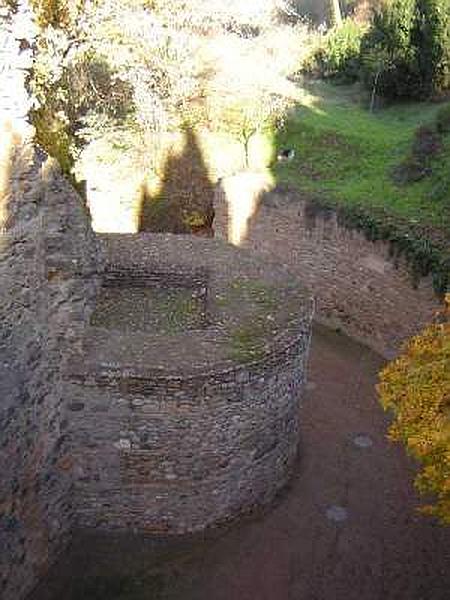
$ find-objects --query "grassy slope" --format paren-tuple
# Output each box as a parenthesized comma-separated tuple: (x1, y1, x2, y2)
(274, 81, 450, 237)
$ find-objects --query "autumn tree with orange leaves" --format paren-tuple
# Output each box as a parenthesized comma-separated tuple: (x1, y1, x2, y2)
(378, 298, 450, 524)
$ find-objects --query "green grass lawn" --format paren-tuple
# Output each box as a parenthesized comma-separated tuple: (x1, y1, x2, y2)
(273, 80, 450, 237)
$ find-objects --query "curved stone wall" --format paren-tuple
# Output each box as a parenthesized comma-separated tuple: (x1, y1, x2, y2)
(66, 234, 313, 533)
(214, 177, 443, 358)
(66, 339, 307, 533)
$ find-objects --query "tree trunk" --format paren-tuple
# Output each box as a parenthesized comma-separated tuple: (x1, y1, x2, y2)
(242, 131, 253, 170)
(370, 69, 382, 113)
(329, 0, 343, 27)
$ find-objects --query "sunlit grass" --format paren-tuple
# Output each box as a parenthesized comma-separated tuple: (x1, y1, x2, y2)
(274, 81, 450, 231)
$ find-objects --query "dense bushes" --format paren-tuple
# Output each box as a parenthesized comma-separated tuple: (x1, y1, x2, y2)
(392, 99, 450, 185)
(360, 0, 417, 98)
(436, 103, 450, 133)
(306, 0, 450, 100)
(361, 0, 450, 100)
(307, 18, 365, 81)
(392, 125, 443, 184)
(378, 305, 450, 524)
(414, 0, 450, 98)
(28, 0, 305, 233)
(392, 97, 450, 186)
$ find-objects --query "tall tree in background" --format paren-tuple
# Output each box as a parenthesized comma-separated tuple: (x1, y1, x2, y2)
(361, 0, 450, 99)
(413, 0, 450, 97)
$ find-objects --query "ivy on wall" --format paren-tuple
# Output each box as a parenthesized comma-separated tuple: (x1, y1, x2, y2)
(302, 195, 449, 296)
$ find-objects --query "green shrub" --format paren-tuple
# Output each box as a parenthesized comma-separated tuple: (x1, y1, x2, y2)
(414, 0, 450, 98)
(360, 0, 419, 99)
(31, 106, 74, 175)
(430, 174, 450, 201)
(393, 124, 443, 183)
(361, 0, 450, 100)
(307, 19, 366, 82)
(436, 103, 450, 134)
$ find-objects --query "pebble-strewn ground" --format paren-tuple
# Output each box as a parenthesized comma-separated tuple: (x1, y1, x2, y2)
(29, 325, 450, 600)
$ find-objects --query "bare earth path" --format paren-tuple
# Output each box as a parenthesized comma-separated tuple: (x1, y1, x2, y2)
(30, 325, 450, 600)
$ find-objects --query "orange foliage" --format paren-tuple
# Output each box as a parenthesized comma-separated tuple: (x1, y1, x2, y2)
(378, 297, 450, 524)
(29, 0, 88, 28)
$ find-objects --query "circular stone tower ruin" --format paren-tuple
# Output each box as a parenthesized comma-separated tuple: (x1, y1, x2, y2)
(66, 233, 313, 533)
(0, 5, 313, 597)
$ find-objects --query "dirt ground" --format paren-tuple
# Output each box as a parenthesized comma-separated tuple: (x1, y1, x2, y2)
(29, 325, 450, 600)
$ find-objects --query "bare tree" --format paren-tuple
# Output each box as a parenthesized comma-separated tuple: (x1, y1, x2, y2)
(30, 0, 309, 229)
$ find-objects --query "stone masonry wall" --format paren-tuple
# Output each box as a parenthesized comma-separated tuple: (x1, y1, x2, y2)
(65, 234, 312, 534)
(66, 332, 308, 534)
(1, 5, 98, 598)
(214, 180, 443, 358)
(0, 143, 100, 600)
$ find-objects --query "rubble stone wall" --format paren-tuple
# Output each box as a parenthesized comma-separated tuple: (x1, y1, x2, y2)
(65, 234, 313, 535)
(0, 143, 99, 600)
(214, 181, 442, 358)
(66, 333, 308, 534)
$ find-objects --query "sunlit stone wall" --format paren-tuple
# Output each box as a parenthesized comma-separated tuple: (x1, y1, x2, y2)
(214, 176, 442, 358)
(0, 147, 100, 600)
(0, 145, 100, 600)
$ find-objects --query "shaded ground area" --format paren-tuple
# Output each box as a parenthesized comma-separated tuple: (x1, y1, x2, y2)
(29, 325, 450, 600)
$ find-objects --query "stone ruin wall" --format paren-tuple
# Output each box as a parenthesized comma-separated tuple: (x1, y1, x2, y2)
(1, 6, 97, 598)
(0, 148, 312, 598)
(214, 181, 443, 358)
(62, 237, 312, 535)
(1, 2, 442, 594)
(1, 157, 443, 599)
(66, 331, 308, 534)
(0, 143, 100, 600)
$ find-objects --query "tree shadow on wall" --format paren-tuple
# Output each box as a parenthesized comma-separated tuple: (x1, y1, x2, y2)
(138, 127, 215, 236)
